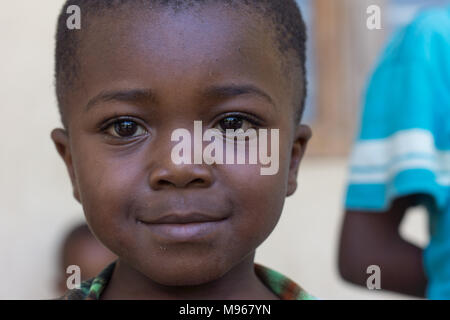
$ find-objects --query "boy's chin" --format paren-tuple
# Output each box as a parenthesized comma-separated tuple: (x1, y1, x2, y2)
(154, 272, 223, 287)
(138, 258, 232, 287)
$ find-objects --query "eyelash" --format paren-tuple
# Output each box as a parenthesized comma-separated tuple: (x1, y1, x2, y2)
(97, 112, 264, 139)
(214, 113, 264, 129)
(99, 116, 148, 139)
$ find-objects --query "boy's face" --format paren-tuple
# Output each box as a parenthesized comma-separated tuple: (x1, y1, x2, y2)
(52, 5, 310, 286)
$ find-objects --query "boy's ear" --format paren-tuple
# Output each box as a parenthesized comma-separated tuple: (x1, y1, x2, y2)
(51, 129, 81, 203)
(287, 124, 312, 197)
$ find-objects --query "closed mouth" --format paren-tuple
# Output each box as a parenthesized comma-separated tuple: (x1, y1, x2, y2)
(137, 212, 229, 225)
(136, 214, 229, 242)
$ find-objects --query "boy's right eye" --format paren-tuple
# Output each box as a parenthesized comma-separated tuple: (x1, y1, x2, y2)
(103, 119, 148, 139)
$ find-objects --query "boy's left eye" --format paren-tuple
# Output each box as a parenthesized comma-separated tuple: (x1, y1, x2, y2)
(215, 115, 255, 132)
(104, 119, 147, 138)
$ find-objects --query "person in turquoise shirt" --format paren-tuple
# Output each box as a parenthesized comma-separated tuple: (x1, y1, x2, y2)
(338, 6, 450, 299)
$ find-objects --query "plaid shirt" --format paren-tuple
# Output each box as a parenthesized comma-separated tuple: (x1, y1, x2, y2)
(59, 261, 315, 300)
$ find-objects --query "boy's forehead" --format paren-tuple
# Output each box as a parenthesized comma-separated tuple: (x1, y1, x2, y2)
(72, 5, 292, 114)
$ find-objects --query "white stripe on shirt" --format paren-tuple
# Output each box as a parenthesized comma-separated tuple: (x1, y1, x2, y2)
(348, 129, 450, 185)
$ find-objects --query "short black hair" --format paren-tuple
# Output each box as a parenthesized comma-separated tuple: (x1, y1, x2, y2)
(55, 0, 307, 127)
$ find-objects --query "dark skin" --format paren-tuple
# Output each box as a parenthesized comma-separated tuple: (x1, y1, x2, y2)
(51, 5, 311, 299)
(338, 195, 428, 297)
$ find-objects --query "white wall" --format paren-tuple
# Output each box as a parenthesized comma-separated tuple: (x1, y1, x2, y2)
(0, 0, 428, 300)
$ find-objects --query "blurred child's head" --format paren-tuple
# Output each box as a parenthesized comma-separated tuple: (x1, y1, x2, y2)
(52, 0, 311, 286)
(57, 223, 116, 294)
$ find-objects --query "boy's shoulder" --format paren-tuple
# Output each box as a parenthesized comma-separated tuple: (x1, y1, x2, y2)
(58, 262, 115, 300)
(57, 261, 316, 300)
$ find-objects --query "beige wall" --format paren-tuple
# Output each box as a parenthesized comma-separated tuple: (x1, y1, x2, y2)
(0, 1, 428, 300)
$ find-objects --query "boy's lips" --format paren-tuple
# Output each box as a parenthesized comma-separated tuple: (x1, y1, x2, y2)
(136, 212, 230, 243)
(138, 220, 228, 243)
(140, 212, 228, 224)
(133, 196, 232, 242)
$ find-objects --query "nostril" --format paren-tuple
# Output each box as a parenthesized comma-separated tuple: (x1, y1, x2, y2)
(190, 178, 206, 187)
(157, 180, 174, 188)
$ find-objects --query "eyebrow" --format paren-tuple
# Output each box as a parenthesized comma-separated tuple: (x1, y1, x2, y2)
(85, 88, 156, 111)
(85, 84, 276, 111)
(202, 84, 276, 110)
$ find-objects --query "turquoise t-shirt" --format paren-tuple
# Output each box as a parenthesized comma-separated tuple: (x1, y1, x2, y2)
(345, 7, 450, 299)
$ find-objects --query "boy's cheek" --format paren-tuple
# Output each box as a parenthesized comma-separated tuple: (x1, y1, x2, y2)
(72, 151, 137, 221)
(76, 165, 140, 258)
(224, 164, 287, 217)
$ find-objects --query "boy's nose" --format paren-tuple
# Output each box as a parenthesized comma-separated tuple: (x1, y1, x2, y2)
(149, 163, 213, 190)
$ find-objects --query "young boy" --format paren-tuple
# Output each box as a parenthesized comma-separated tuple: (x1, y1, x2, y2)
(52, 0, 313, 300)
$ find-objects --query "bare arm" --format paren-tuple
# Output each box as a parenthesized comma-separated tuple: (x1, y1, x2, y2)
(338, 195, 428, 297)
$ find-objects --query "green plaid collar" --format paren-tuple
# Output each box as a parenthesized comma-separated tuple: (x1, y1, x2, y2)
(60, 261, 315, 300)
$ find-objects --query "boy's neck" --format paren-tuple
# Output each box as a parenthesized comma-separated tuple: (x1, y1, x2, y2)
(100, 254, 279, 300)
